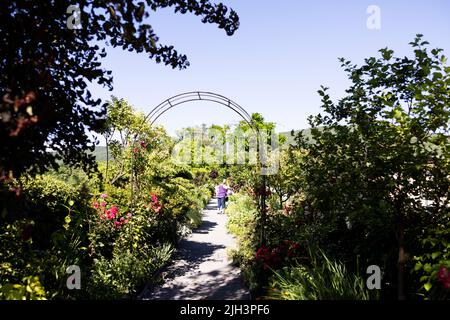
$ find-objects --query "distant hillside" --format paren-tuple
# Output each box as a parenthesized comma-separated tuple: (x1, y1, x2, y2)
(92, 146, 108, 161)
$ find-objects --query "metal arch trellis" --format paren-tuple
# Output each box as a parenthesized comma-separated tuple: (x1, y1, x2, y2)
(130, 91, 268, 245)
(144, 91, 255, 130)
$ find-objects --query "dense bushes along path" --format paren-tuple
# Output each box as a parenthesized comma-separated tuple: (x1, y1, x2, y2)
(140, 198, 250, 300)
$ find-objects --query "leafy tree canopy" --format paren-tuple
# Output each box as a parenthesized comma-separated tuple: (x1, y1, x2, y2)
(294, 35, 450, 299)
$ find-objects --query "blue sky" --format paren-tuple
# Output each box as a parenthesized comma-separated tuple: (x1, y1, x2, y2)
(90, 0, 450, 135)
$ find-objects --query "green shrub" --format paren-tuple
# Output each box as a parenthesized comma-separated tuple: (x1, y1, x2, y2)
(186, 208, 203, 229)
(88, 243, 173, 299)
(1, 134, 214, 299)
(225, 193, 260, 290)
(226, 193, 256, 241)
(1, 174, 93, 300)
(0, 276, 47, 300)
(413, 215, 450, 300)
(19, 174, 92, 250)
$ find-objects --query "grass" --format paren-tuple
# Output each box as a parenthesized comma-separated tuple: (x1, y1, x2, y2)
(266, 249, 377, 300)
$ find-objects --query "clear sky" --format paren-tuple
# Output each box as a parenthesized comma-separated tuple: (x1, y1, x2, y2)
(90, 0, 450, 136)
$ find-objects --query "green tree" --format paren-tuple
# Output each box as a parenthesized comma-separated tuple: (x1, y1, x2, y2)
(0, 1, 239, 180)
(295, 35, 450, 299)
(266, 149, 303, 210)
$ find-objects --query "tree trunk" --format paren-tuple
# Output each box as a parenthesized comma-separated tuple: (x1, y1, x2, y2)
(397, 221, 406, 300)
(105, 136, 109, 182)
(260, 174, 267, 246)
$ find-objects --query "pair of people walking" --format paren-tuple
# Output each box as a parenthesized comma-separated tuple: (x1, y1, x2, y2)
(216, 179, 232, 214)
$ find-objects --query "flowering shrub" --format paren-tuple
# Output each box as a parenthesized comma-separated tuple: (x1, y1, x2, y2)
(92, 193, 132, 229)
(255, 241, 307, 271)
(149, 193, 162, 213)
(255, 246, 279, 270)
(131, 139, 152, 174)
(437, 266, 450, 289)
(413, 220, 450, 299)
(0, 100, 216, 300)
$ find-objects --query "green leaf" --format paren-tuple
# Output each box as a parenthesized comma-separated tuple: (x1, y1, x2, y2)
(381, 48, 393, 61)
(393, 109, 403, 121)
(423, 282, 432, 291)
(68, 200, 74, 207)
(431, 252, 441, 259)
(414, 262, 422, 271)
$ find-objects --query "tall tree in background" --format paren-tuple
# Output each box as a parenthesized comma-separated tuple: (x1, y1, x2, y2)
(0, 0, 239, 180)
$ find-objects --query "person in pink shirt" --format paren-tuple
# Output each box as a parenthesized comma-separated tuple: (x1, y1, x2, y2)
(215, 179, 229, 214)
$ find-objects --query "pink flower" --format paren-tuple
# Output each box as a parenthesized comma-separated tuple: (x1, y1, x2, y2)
(437, 266, 450, 289)
(151, 193, 158, 203)
(114, 221, 121, 227)
(120, 217, 125, 222)
(140, 141, 147, 148)
(124, 219, 129, 224)
(436, 266, 450, 290)
(152, 203, 162, 213)
(105, 209, 116, 220)
(127, 213, 132, 218)
(110, 206, 118, 215)
(93, 202, 99, 209)
(101, 202, 107, 207)
(438, 266, 448, 281)
(101, 193, 107, 199)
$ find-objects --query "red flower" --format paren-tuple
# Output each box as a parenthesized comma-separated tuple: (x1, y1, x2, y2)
(140, 141, 147, 148)
(255, 246, 279, 269)
(93, 201, 99, 209)
(133, 147, 140, 153)
(114, 221, 121, 227)
(110, 206, 118, 215)
(255, 246, 270, 261)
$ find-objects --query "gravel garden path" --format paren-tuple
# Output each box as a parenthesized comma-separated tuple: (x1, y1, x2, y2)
(140, 197, 251, 300)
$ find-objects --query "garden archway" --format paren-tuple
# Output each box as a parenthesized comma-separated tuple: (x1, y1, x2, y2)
(137, 91, 268, 245)
(144, 91, 255, 130)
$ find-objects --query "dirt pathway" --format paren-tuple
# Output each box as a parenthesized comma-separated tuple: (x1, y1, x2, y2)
(140, 197, 251, 300)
